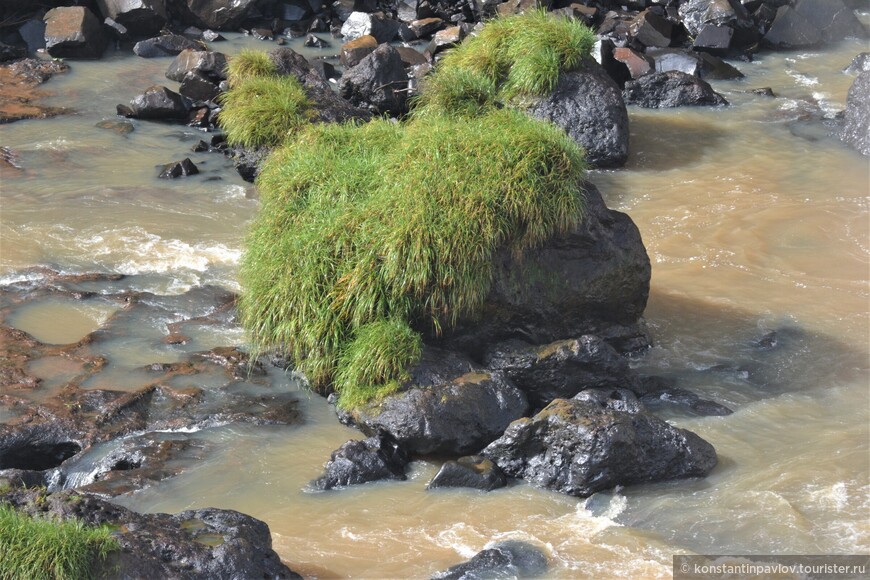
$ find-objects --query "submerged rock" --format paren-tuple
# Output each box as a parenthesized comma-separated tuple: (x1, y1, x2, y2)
(482, 395, 718, 497)
(0, 488, 301, 579)
(127, 85, 191, 120)
(432, 540, 548, 580)
(311, 431, 410, 490)
(527, 57, 629, 168)
(158, 157, 199, 178)
(427, 455, 507, 491)
(841, 71, 870, 156)
(337, 347, 528, 455)
(133, 34, 200, 58)
(623, 71, 728, 108)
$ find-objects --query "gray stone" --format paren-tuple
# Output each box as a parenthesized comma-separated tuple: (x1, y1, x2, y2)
(841, 71, 870, 156)
(311, 431, 409, 490)
(129, 85, 191, 119)
(844, 52, 870, 74)
(170, 0, 260, 30)
(339, 43, 408, 117)
(43, 7, 107, 59)
(432, 540, 548, 580)
(134, 34, 200, 57)
(623, 71, 729, 108)
(427, 456, 507, 491)
(95, 0, 167, 38)
(764, 0, 866, 49)
(341, 11, 400, 43)
(166, 49, 228, 82)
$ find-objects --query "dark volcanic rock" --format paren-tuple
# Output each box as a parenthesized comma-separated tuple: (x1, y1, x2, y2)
(0, 42, 27, 63)
(166, 49, 228, 82)
(527, 57, 629, 168)
(845, 52, 870, 74)
(158, 157, 199, 178)
(647, 48, 744, 81)
(632, 376, 734, 417)
(43, 6, 107, 59)
(483, 335, 631, 410)
(613, 47, 654, 80)
(340, 34, 378, 68)
(337, 347, 528, 455)
(270, 47, 372, 123)
(623, 71, 728, 108)
(311, 431, 410, 490)
(96, 0, 168, 38)
(128, 85, 191, 120)
(134, 33, 200, 57)
(179, 70, 220, 101)
(0, 489, 300, 579)
(341, 11, 400, 43)
(482, 395, 718, 497)
(764, 0, 866, 49)
(678, 0, 758, 50)
(169, 0, 260, 30)
(427, 455, 507, 491)
(432, 540, 548, 580)
(339, 43, 408, 117)
(434, 182, 650, 358)
(841, 71, 870, 156)
(630, 8, 672, 48)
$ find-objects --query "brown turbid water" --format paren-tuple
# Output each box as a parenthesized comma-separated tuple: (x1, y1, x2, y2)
(0, 29, 868, 579)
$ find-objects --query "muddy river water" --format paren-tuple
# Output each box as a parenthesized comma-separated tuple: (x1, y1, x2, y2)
(1, 29, 868, 579)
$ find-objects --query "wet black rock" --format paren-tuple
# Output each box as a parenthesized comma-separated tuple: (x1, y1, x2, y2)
(526, 57, 629, 168)
(169, 0, 260, 30)
(647, 48, 744, 81)
(678, 0, 758, 51)
(763, 0, 867, 49)
(179, 70, 220, 101)
(311, 431, 410, 490)
(43, 6, 107, 59)
(433, 182, 650, 358)
(483, 335, 631, 411)
(630, 8, 672, 49)
(339, 43, 408, 117)
(624, 71, 728, 108)
(128, 85, 191, 120)
(0, 488, 301, 579)
(95, 0, 168, 39)
(340, 34, 378, 68)
(134, 33, 201, 57)
(159, 157, 199, 178)
(0, 41, 27, 63)
(841, 71, 870, 156)
(432, 540, 548, 580)
(270, 47, 372, 123)
(166, 49, 228, 82)
(337, 347, 528, 455)
(482, 395, 718, 497)
(304, 33, 329, 48)
(631, 377, 734, 417)
(427, 455, 507, 491)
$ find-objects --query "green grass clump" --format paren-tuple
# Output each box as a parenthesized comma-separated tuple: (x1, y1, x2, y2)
(334, 319, 422, 410)
(414, 10, 596, 115)
(218, 75, 314, 148)
(0, 503, 118, 580)
(240, 108, 586, 405)
(225, 48, 277, 87)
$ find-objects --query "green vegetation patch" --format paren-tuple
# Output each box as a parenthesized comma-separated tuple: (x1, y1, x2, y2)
(414, 10, 596, 117)
(240, 109, 587, 405)
(218, 75, 314, 148)
(0, 503, 118, 580)
(225, 48, 277, 88)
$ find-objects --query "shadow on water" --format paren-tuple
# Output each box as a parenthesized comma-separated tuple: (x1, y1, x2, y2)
(623, 112, 729, 171)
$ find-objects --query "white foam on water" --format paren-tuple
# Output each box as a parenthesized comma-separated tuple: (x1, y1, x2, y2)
(787, 71, 819, 86)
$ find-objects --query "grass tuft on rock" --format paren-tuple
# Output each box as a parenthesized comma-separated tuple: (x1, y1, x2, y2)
(414, 10, 596, 115)
(225, 48, 277, 87)
(218, 75, 314, 148)
(0, 503, 118, 580)
(240, 109, 587, 405)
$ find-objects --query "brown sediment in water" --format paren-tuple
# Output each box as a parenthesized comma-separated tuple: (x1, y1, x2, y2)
(0, 58, 71, 124)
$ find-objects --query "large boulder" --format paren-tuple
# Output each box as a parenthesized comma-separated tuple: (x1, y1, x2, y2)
(339, 43, 408, 117)
(133, 33, 200, 57)
(95, 0, 167, 38)
(678, 0, 757, 46)
(526, 57, 629, 168)
(483, 335, 631, 410)
(340, 11, 400, 43)
(623, 71, 728, 108)
(432, 182, 650, 357)
(841, 71, 870, 156)
(0, 489, 301, 579)
(337, 347, 528, 455)
(270, 47, 372, 124)
(43, 7, 107, 59)
(310, 431, 410, 490)
(168, 0, 260, 30)
(482, 394, 718, 497)
(427, 455, 507, 491)
(763, 0, 866, 49)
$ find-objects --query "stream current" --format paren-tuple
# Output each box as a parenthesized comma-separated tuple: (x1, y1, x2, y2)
(0, 30, 868, 579)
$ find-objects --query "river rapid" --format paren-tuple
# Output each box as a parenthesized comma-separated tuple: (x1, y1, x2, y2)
(1, 31, 868, 578)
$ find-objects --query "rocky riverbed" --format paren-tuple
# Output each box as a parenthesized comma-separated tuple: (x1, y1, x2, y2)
(1, 1, 868, 578)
